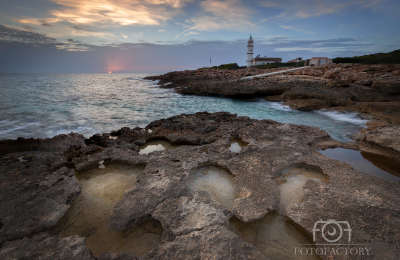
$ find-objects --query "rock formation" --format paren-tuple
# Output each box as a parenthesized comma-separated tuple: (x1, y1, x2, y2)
(146, 64, 400, 124)
(1, 112, 399, 259)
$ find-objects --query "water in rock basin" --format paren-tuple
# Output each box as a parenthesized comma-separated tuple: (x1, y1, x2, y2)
(0, 73, 367, 142)
(275, 167, 329, 215)
(230, 166, 328, 259)
(139, 139, 182, 155)
(229, 212, 320, 260)
(188, 166, 236, 211)
(229, 138, 248, 153)
(49, 164, 163, 257)
(319, 148, 400, 183)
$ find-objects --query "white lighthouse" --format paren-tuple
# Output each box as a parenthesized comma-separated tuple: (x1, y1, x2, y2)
(246, 34, 254, 68)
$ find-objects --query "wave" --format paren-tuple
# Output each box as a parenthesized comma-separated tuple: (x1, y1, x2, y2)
(315, 110, 369, 125)
(263, 101, 293, 112)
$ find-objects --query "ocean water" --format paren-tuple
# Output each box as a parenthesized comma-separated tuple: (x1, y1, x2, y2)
(0, 73, 368, 142)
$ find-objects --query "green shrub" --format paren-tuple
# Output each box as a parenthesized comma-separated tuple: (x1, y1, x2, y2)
(333, 49, 400, 64)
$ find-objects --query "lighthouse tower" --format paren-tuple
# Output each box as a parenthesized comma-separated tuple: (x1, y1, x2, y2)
(246, 34, 254, 68)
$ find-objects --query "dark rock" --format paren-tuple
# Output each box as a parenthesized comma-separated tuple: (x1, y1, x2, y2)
(284, 99, 331, 111)
(0, 133, 85, 157)
(98, 252, 140, 260)
(281, 84, 352, 106)
(2, 112, 400, 259)
(372, 80, 400, 94)
(0, 154, 81, 245)
(345, 84, 399, 102)
(264, 95, 282, 102)
(326, 78, 352, 87)
(143, 225, 266, 260)
(0, 233, 93, 260)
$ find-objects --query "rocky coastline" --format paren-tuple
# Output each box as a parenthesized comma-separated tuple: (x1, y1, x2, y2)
(1, 112, 400, 259)
(145, 64, 400, 126)
(1, 64, 400, 259)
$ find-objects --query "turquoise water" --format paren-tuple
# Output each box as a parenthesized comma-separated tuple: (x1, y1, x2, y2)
(0, 73, 368, 142)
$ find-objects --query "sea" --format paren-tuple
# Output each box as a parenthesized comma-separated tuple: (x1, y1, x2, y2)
(0, 73, 369, 142)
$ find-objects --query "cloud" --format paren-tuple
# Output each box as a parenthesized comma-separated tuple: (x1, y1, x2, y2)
(18, 0, 194, 27)
(184, 31, 199, 36)
(280, 25, 314, 34)
(268, 37, 374, 53)
(175, 0, 254, 38)
(71, 25, 94, 32)
(0, 34, 385, 73)
(0, 25, 56, 44)
(259, 0, 389, 19)
(22, 25, 37, 32)
(158, 29, 167, 32)
(121, 34, 128, 39)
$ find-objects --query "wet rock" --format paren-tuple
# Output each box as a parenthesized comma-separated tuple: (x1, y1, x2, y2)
(0, 233, 93, 260)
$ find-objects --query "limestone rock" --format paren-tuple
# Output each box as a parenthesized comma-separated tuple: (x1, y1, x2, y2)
(98, 252, 140, 260)
(281, 84, 352, 106)
(324, 67, 342, 79)
(143, 225, 267, 260)
(354, 125, 400, 151)
(0, 157, 81, 245)
(152, 191, 228, 237)
(0, 233, 93, 260)
(284, 99, 331, 111)
(2, 112, 400, 259)
(372, 80, 400, 94)
(0, 133, 85, 156)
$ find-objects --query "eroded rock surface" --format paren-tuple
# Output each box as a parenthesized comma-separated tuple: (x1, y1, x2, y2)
(353, 125, 400, 152)
(1, 112, 400, 259)
(0, 152, 81, 245)
(0, 233, 93, 260)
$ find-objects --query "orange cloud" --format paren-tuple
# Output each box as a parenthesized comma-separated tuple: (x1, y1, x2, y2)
(18, 0, 194, 27)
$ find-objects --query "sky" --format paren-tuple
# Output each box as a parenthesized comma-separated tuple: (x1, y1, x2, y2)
(0, 0, 399, 73)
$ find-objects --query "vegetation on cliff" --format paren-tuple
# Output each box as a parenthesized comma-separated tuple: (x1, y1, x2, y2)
(334, 49, 400, 64)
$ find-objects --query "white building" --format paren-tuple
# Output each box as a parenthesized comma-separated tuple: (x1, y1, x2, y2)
(246, 35, 282, 67)
(310, 57, 332, 66)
